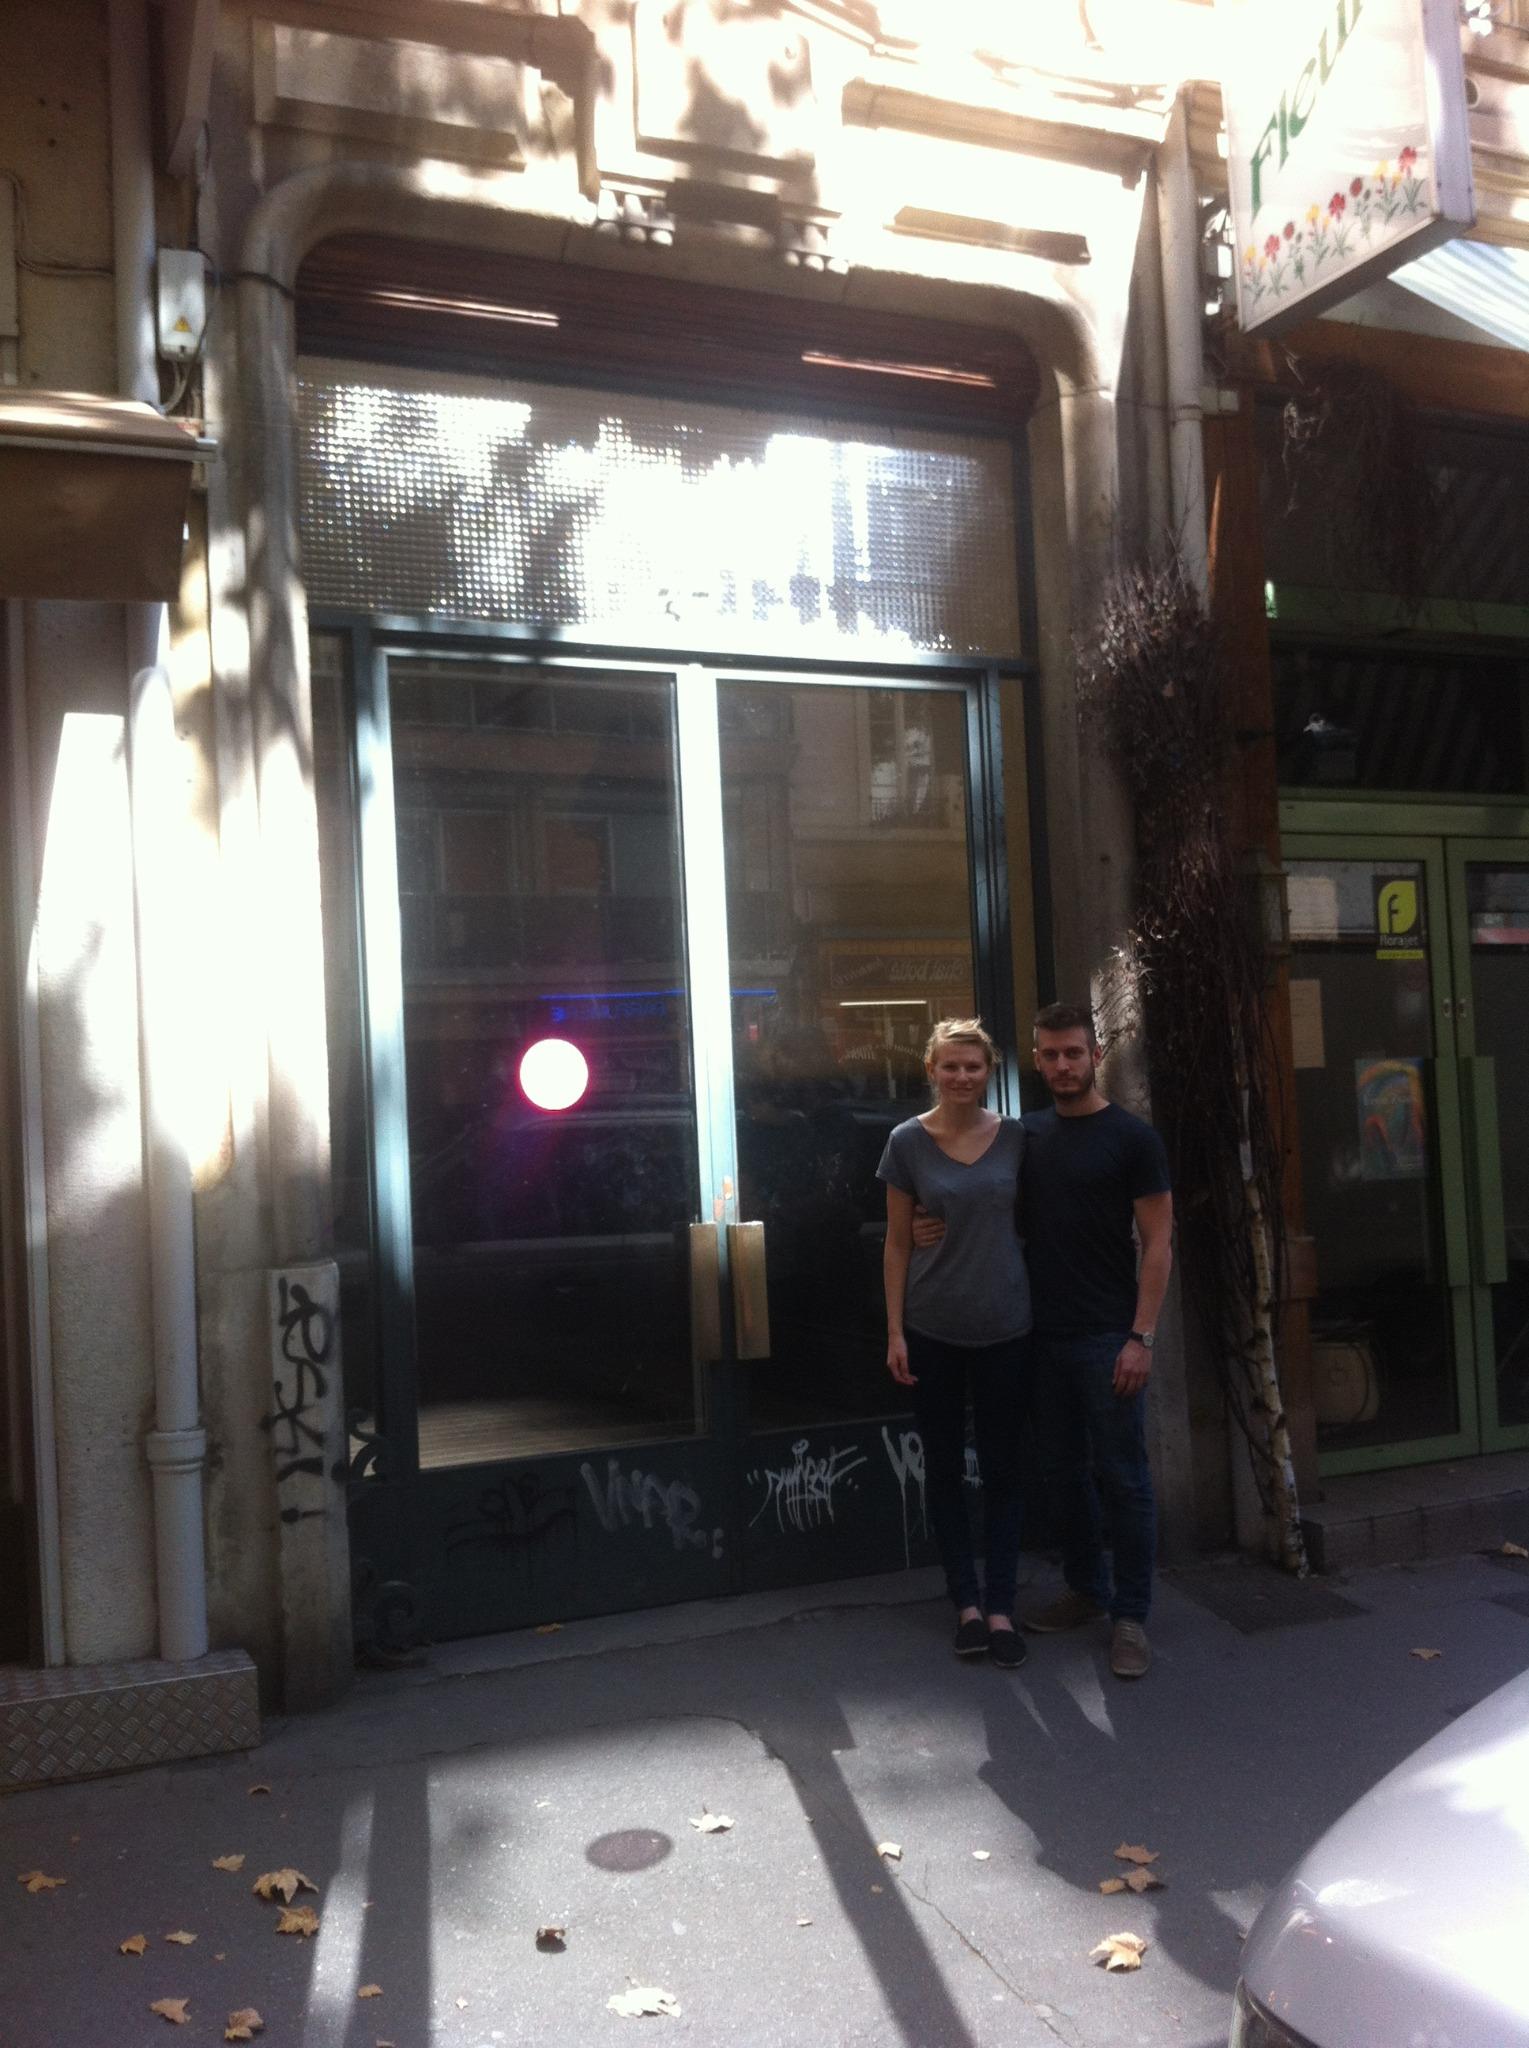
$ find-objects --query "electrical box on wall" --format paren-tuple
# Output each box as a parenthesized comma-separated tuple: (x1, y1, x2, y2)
(156, 249, 206, 362)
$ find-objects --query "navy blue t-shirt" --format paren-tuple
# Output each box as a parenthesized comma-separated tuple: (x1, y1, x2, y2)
(1021, 1102, 1172, 1336)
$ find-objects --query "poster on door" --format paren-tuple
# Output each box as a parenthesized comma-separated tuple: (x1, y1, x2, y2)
(1356, 1055, 1426, 1181)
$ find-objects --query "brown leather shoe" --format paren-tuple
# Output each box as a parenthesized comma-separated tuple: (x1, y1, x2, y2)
(1022, 1590, 1107, 1634)
(1110, 1619, 1151, 1679)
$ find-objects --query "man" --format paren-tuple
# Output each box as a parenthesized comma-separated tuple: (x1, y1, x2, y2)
(1021, 1002, 1172, 1679)
(913, 1002, 1173, 1678)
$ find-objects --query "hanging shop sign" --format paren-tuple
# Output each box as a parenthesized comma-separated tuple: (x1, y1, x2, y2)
(1222, 0, 1474, 336)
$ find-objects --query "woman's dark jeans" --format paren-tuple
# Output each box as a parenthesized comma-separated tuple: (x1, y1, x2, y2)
(1032, 1330, 1156, 1623)
(906, 1327, 1030, 1615)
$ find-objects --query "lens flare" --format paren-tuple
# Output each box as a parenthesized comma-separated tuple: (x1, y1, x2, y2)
(519, 1037, 589, 1112)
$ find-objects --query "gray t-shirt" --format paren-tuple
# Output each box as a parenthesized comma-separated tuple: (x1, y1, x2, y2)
(877, 1116, 1031, 1347)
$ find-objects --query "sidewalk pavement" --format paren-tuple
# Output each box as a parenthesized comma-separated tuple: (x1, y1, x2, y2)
(4, 1547, 1528, 2048)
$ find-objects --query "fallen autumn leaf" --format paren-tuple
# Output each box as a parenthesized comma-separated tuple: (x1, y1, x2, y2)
(120, 1934, 149, 1955)
(358, 1984, 383, 1998)
(150, 1998, 191, 2025)
(1125, 1868, 1165, 1894)
(688, 1810, 733, 1834)
(876, 1842, 902, 1861)
(534, 1925, 567, 1951)
(212, 1855, 246, 1873)
(17, 1871, 65, 1893)
(275, 1906, 320, 1938)
(534, 1623, 563, 1634)
(253, 1867, 318, 1904)
(972, 1850, 990, 1861)
(607, 1986, 681, 2018)
(165, 1930, 197, 1946)
(795, 1916, 812, 1927)
(1411, 1648, 1442, 1661)
(1099, 1878, 1127, 1895)
(1502, 1542, 1529, 1559)
(1091, 1932, 1149, 1972)
(246, 1784, 271, 1797)
(224, 2010, 264, 2042)
(1113, 1844, 1158, 1865)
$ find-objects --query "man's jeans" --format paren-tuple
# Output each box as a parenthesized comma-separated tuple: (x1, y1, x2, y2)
(1033, 1331, 1156, 1623)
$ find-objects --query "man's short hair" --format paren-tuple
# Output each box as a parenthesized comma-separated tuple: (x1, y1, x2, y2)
(1032, 1002, 1098, 1046)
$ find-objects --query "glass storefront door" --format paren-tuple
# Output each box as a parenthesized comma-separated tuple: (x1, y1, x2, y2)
(320, 636, 1014, 1638)
(1284, 826, 1529, 1474)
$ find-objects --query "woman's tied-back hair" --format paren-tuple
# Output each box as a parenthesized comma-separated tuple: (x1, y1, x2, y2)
(923, 1017, 998, 1070)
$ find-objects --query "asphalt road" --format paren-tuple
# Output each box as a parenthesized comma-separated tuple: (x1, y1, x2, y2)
(5, 1548, 1528, 2048)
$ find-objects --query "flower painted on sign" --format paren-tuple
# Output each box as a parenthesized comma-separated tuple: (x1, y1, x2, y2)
(1239, 149, 1432, 308)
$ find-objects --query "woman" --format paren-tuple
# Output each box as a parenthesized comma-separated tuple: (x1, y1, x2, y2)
(879, 1019, 1030, 1666)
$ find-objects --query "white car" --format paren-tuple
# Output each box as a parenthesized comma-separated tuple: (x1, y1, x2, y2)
(1231, 1666, 1529, 2048)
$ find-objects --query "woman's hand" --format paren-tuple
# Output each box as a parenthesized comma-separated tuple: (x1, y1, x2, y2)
(886, 1333, 915, 1385)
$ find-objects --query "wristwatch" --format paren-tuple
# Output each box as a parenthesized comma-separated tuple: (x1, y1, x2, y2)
(1129, 1329, 1155, 1350)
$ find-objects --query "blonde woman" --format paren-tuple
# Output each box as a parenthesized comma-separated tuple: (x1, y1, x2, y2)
(878, 1019, 1031, 1666)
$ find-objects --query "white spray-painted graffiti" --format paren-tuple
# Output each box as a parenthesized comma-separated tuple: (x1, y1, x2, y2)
(881, 1427, 927, 1568)
(880, 1429, 983, 1566)
(580, 1460, 724, 1559)
(747, 1440, 869, 1533)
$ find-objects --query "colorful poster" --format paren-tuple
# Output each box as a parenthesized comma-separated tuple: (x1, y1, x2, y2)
(1356, 1056, 1426, 1182)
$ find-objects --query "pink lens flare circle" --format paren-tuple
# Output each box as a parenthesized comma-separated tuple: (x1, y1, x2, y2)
(519, 1037, 590, 1112)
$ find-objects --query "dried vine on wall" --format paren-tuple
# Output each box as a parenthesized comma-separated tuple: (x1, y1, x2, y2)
(1084, 562, 1306, 1572)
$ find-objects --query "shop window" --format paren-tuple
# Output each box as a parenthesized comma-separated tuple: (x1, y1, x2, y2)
(1274, 641, 1529, 793)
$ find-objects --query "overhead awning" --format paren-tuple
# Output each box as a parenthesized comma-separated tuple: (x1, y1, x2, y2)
(1392, 239, 1529, 353)
(0, 391, 208, 602)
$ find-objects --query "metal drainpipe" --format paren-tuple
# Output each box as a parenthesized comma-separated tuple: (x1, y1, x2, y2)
(1156, 93, 1209, 599)
(110, 0, 208, 1663)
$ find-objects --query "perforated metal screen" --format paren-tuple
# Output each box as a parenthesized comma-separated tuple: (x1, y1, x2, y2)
(297, 360, 1022, 656)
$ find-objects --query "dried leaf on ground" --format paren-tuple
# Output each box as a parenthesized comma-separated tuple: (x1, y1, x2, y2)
(534, 1623, 563, 1635)
(688, 1810, 733, 1834)
(212, 1855, 246, 1873)
(534, 1925, 567, 1951)
(607, 1986, 681, 2018)
(224, 2010, 264, 2042)
(1125, 1868, 1165, 1894)
(1411, 1648, 1442, 1661)
(358, 1984, 384, 1998)
(455, 1997, 469, 2010)
(1501, 1541, 1528, 1559)
(150, 1999, 191, 2025)
(869, 1883, 884, 1894)
(253, 1867, 317, 1904)
(275, 1905, 320, 1938)
(17, 1871, 65, 1892)
(120, 1934, 149, 1955)
(795, 1916, 812, 1927)
(246, 1784, 271, 1797)
(1113, 1843, 1158, 1865)
(876, 1842, 902, 1861)
(165, 1930, 198, 1946)
(972, 1850, 991, 1862)
(1098, 1878, 1127, 1895)
(1091, 1932, 1149, 1972)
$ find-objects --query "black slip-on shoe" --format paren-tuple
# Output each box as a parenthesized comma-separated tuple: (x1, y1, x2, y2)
(987, 1626, 1028, 1670)
(954, 1616, 989, 1657)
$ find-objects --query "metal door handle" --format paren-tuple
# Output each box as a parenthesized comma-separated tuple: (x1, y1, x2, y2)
(727, 1221, 772, 1360)
(689, 1223, 722, 1364)
(1461, 1056, 1508, 1286)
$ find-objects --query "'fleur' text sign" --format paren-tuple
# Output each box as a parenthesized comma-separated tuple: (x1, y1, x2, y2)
(1222, 0, 1473, 335)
